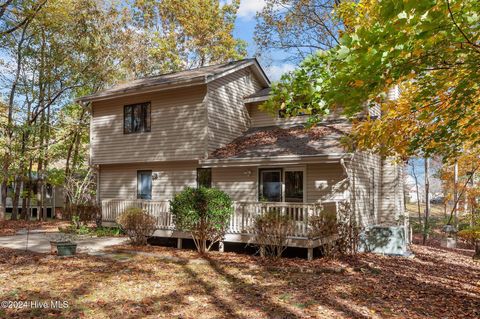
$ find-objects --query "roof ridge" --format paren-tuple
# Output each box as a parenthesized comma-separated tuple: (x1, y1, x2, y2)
(135, 58, 255, 81)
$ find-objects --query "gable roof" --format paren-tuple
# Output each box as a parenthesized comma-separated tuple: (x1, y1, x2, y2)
(78, 58, 270, 103)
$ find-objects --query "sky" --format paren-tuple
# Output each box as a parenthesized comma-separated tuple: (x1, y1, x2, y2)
(232, 0, 296, 81)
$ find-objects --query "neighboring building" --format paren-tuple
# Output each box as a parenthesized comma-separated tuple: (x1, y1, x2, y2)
(79, 58, 406, 258)
(2, 180, 64, 218)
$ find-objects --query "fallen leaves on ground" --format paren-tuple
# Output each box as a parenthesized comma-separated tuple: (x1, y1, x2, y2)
(0, 242, 478, 319)
(0, 220, 69, 236)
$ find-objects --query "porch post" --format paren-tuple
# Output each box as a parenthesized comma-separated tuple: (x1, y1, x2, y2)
(259, 245, 266, 257)
(307, 248, 313, 261)
(177, 238, 183, 249)
(218, 241, 224, 252)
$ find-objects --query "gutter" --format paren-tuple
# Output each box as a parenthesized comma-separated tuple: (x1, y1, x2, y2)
(199, 153, 350, 168)
(243, 95, 270, 104)
(76, 76, 207, 104)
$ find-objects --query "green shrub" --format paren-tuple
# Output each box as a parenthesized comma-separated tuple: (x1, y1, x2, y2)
(117, 207, 156, 245)
(93, 226, 124, 237)
(253, 210, 294, 259)
(170, 187, 233, 254)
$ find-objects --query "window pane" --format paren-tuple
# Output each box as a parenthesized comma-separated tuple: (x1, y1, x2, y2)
(197, 168, 212, 188)
(137, 171, 152, 200)
(260, 170, 281, 202)
(143, 103, 151, 132)
(132, 105, 142, 132)
(285, 171, 303, 202)
(124, 106, 132, 133)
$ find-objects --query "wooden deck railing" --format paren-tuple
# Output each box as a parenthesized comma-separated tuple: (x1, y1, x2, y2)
(101, 199, 342, 238)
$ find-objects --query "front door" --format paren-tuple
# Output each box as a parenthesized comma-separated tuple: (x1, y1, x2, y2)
(259, 169, 282, 202)
(137, 170, 152, 200)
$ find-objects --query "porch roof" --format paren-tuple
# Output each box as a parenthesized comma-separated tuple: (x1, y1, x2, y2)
(202, 122, 352, 167)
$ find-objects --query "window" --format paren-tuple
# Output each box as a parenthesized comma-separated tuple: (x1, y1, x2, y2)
(259, 168, 305, 202)
(284, 171, 304, 202)
(124, 102, 151, 134)
(137, 170, 152, 200)
(197, 168, 212, 188)
(259, 169, 282, 202)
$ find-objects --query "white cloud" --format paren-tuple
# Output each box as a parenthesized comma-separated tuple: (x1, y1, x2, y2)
(266, 63, 296, 81)
(237, 0, 266, 19)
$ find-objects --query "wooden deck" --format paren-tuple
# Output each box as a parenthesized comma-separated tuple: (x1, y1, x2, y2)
(102, 199, 343, 257)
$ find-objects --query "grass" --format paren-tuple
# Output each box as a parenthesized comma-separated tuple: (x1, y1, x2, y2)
(0, 243, 478, 318)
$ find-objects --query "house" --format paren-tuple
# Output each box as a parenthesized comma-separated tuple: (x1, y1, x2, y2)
(1, 178, 64, 219)
(78, 58, 407, 258)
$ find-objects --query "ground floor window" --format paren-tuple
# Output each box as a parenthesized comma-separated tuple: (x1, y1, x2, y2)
(259, 168, 304, 202)
(137, 170, 152, 200)
(197, 168, 212, 188)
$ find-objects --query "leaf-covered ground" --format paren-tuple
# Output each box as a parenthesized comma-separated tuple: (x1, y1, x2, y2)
(0, 220, 69, 236)
(0, 243, 478, 318)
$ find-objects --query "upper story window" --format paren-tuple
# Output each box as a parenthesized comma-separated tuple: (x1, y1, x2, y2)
(124, 102, 151, 134)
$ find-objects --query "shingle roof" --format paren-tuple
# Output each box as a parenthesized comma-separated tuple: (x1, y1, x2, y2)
(209, 121, 351, 159)
(79, 58, 269, 103)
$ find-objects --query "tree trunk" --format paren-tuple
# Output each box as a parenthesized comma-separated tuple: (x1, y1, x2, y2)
(0, 181, 6, 220)
(1, 19, 30, 221)
(20, 195, 27, 220)
(453, 160, 459, 228)
(423, 157, 430, 245)
(474, 241, 480, 260)
(411, 160, 422, 225)
(11, 175, 21, 220)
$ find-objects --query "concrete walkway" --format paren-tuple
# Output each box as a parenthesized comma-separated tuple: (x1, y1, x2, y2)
(0, 232, 128, 254)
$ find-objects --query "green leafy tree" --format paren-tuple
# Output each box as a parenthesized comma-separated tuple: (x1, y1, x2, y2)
(170, 187, 233, 254)
(123, 0, 246, 76)
(266, 0, 480, 160)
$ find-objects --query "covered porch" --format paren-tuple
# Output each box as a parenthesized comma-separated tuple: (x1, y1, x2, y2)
(101, 199, 345, 259)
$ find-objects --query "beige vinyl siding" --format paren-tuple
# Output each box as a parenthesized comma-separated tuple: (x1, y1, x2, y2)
(248, 103, 347, 128)
(248, 103, 309, 127)
(91, 86, 207, 165)
(379, 158, 404, 224)
(306, 163, 346, 202)
(347, 152, 382, 227)
(206, 69, 264, 152)
(99, 161, 198, 201)
(211, 163, 347, 203)
(212, 167, 257, 201)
